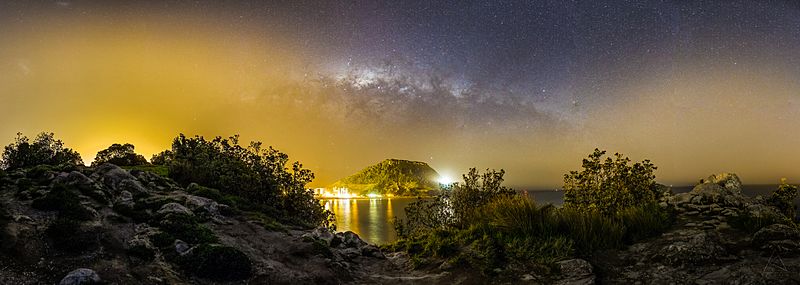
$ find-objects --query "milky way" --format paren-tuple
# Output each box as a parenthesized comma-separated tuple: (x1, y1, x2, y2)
(1, 1, 800, 188)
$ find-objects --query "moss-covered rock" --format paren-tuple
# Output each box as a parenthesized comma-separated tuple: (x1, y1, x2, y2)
(178, 244, 252, 281)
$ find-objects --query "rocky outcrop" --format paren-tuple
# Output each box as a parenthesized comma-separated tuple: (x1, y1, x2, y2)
(599, 173, 800, 284)
(0, 164, 422, 284)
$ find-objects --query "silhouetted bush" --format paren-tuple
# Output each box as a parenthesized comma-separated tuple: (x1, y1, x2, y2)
(562, 149, 658, 215)
(1, 132, 83, 170)
(164, 134, 333, 228)
(178, 244, 252, 281)
(396, 168, 513, 237)
(92, 143, 148, 166)
(769, 179, 798, 220)
(150, 150, 173, 166)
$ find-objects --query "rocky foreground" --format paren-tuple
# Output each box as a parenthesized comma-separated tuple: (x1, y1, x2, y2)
(1, 166, 799, 284)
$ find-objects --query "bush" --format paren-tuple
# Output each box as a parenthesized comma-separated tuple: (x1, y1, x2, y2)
(159, 214, 218, 245)
(729, 209, 790, 233)
(487, 196, 558, 238)
(618, 202, 672, 244)
(562, 149, 658, 215)
(92, 143, 148, 167)
(165, 134, 333, 228)
(1, 132, 83, 170)
(770, 179, 798, 219)
(556, 208, 624, 254)
(178, 244, 252, 281)
(396, 168, 513, 238)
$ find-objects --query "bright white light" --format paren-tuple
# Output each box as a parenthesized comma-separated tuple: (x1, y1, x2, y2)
(437, 175, 455, 185)
(367, 193, 381, 198)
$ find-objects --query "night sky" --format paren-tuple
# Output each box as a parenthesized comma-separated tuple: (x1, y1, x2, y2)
(2, 1, 800, 188)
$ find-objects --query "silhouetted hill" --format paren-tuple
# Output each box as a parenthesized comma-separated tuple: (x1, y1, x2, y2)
(330, 159, 441, 196)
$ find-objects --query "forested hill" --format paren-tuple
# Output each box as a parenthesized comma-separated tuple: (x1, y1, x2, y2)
(330, 159, 441, 196)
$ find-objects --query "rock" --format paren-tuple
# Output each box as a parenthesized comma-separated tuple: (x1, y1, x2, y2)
(184, 195, 225, 219)
(361, 244, 385, 258)
(303, 227, 336, 246)
(118, 179, 149, 196)
(752, 224, 800, 256)
(91, 164, 137, 191)
(59, 268, 101, 285)
(705, 173, 743, 193)
(53, 171, 102, 191)
(157, 203, 193, 217)
(115, 191, 134, 208)
(174, 239, 191, 255)
(753, 224, 800, 243)
(337, 231, 368, 249)
(556, 259, 595, 285)
(670, 193, 694, 206)
(656, 230, 727, 266)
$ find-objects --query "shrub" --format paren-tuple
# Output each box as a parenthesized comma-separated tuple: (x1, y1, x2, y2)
(159, 214, 218, 244)
(178, 244, 252, 281)
(397, 168, 513, 238)
(618, 202, 672, 244)
(166, 134, 333, 227)
(92, 143, 148, 167)
(127, 243, 156, 261)
(562, 149, 658, 215)
(150, 150, 173, 166)
(486, 196, 558, 238)
(1, 132, 83, 170)
(729, 209, 789, 233)
(556, 208, 624, 254)
(770, 179, 798, 220)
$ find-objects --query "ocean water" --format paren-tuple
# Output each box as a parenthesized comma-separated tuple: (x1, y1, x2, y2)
(322, 184, 796, 245)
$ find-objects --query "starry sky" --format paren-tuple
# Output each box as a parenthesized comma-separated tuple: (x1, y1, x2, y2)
(2, 0, 800, 188)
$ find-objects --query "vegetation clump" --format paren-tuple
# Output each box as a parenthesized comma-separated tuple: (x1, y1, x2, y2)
(178, 244, 253, 281)
(562, 149, 659, 215)
(164, 134, 333, 228)
(1, 132, 83, 170)
(770, 178, 798, 220)
(92, 143, 148, 167)
(392, 150, 672, 276)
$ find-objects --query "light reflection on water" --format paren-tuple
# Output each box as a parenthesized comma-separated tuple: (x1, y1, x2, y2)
(321, 198, 417, 245)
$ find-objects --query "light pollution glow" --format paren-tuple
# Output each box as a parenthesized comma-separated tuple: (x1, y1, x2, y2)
(1, 3, 799, 189)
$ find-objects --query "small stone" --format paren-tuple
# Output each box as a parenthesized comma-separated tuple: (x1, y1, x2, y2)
(174, 239, 190, 254)
(59, 268, 101, 285)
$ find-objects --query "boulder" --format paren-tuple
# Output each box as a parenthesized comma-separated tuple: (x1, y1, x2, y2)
(555, 259, 595, 285)
(753, 224, 800, 256)
(705, 173, 743, 194)
(59, 268, 101, 285)
(656, 230, 727, 266)
(753, 224, 800, 243)
(303, 227, 336, 246)
(157, 203, 194, 217)
(90, 164, 137, 191)
(336, 231, 368, 249)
